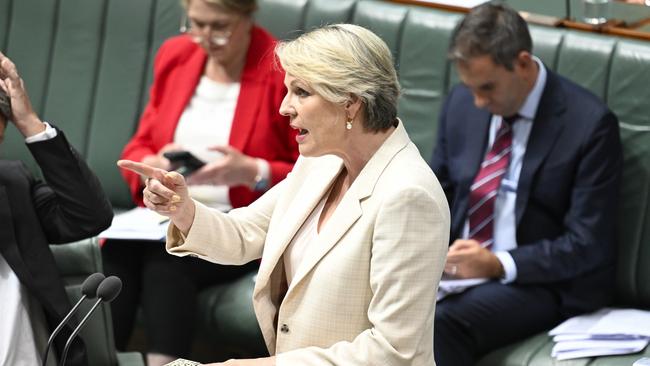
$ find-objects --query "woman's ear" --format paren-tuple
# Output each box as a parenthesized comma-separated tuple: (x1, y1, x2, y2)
(345, 94, 363, 121)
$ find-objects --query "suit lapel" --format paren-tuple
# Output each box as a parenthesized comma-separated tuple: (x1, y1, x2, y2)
(0, 186, 32, 285)
(161, 48, 206, 143)
(229, 80, 262, 150)
(461, 109, 492, 187)
(285, 123, 411, 295)
(255, 158, 343, 291)
(516, 71, 567, 225)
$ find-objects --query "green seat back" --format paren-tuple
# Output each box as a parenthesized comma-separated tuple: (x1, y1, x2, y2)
(50, 239, 144, 366)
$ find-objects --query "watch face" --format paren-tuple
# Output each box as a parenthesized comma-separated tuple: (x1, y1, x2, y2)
(254, 177, 269, 192)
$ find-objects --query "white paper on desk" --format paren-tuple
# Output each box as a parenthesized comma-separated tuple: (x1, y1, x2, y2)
(99, 207, 169, 241)
(589, 309, 650, 337)
(553, 339, 650, 353)
(553, 345, 648, 361)
(550, 308, 650, 338)
(437, 277, 489, 301)
(554, 334, 649, 342)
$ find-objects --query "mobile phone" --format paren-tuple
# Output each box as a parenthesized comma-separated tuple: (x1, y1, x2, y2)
(163, 150, 206, 176)
(0, 88, 11, 119)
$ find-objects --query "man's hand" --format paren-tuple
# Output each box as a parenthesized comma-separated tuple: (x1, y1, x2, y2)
(117, 159, 196, 235)
(0, 51, 45, 137)
(444, 239, 504, 279)
(186, 145, 258, 187)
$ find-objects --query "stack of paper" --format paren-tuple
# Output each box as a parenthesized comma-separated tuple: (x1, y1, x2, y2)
(436, 276, 488, 301)
(549, 308, 650, 360)
(99, 207, 169, 241)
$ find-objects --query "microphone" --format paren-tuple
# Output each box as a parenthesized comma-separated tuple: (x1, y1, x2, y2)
(42, 272, 105, 366)
(59, 276, 122, 366)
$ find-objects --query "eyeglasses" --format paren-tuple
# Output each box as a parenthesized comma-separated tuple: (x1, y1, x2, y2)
(179, 14, 237, 46)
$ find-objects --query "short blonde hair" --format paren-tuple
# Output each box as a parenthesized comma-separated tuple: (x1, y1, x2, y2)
(181, 0, 257, 16)
(275, 24, 400, 132)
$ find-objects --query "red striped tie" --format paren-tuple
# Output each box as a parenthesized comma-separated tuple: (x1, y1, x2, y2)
(467, 116, 517, 249)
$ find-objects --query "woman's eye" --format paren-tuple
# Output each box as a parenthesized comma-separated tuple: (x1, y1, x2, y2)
(295, 88, 309, 97)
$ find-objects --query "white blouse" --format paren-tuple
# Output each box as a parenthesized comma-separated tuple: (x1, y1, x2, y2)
(0, 253, 50, 366)
(283, 194, 329, 285)
(174, 76, 240, 212)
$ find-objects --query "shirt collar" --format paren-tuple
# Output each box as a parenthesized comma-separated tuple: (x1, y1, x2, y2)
(516, 55, 547, 121)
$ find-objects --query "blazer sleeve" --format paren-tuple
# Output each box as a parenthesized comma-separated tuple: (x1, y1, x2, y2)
(510, 111, 623, 283)
(165, 175, 287, 265)
(276, 187, 449, 365)
(28, 130, 113, 243)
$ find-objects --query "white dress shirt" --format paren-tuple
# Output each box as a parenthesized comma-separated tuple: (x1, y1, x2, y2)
(462, 56, 547, 283)
(1, 122, 57, 366)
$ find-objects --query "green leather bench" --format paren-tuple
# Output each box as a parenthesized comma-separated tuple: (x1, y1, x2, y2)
(2, 0, 650, 364)
(50, 239, 144, 365)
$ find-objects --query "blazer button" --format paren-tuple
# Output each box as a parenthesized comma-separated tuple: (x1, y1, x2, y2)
(280, 324, 290, 334)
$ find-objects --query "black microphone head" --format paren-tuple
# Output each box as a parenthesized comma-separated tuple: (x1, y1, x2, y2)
(96, 276, 122, 303)
(81, 273, 106, 299)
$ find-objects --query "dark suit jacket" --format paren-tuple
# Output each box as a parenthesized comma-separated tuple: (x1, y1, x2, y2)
(430, 70, 623, 316)
(0, 129, 112, 366)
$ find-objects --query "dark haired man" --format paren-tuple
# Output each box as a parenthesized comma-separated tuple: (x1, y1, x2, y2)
(430, 3, 622, 365)
(0, 51, 112, 366)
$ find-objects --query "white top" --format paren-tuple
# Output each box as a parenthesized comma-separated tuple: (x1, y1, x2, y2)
(283, 193, 328, 285)
(0, 123, 57, 366)
(174, 76, 240, 211)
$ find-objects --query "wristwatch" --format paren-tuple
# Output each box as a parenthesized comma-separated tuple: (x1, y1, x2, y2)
(253, 172, 269, 192)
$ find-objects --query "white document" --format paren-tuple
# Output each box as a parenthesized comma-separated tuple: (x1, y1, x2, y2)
(99, 207, 169, 241)
(553, 345, 648, 361)
(548, 307, 650, 360)
(550, 308, 650, 337)
(437, 276, 489, 301)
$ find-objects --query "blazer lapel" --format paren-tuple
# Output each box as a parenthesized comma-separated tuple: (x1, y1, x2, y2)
(460, 109, 492, 188)
(161, 47, 206, 143)
(229, 80, 262, 150)
(285, 123, 411, 295)
(516, 71, 567, 225)
(229, 28, 269, 151)
(255, 157, 343, 290)
(0, 186, 31, 284)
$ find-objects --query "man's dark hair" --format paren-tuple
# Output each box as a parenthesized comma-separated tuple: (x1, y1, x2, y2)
(449, 2, 532, 70)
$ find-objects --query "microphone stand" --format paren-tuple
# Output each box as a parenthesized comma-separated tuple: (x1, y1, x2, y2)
(42, 294, 88, 366)
(58, 298, 104, 366)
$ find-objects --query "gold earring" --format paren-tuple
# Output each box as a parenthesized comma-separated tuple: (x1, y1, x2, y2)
(346, 119, 353, 130)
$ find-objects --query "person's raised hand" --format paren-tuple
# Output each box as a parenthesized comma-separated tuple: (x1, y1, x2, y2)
(186, 145, 258, 187)
(117, 159, 196, 234)
(0, 51, 44, 137)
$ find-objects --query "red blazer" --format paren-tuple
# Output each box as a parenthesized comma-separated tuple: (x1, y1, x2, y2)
(121, 26, 298, 208)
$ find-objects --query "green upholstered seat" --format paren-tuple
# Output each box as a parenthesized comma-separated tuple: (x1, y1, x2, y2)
(50, 239, 144, 366)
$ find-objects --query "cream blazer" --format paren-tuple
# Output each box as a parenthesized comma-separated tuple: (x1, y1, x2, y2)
(167, 122, 450, 365)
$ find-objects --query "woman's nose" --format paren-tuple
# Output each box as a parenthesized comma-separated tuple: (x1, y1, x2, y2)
(279, 95, 291, 116)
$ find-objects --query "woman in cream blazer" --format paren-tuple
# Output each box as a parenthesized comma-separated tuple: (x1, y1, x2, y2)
(119, 24, 450, 366)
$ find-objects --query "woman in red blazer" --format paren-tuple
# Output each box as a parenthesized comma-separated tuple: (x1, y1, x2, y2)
(106, 0, 298, 364)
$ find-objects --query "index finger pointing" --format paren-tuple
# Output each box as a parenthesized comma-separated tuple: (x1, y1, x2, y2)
(117, 159, 166, 179)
